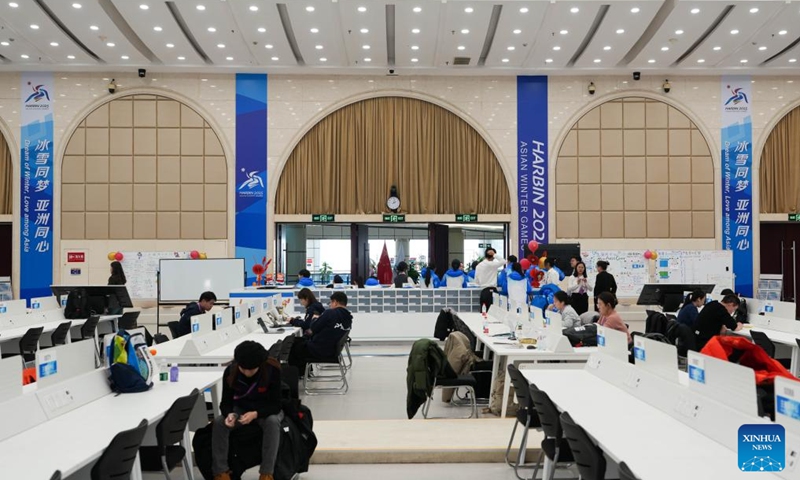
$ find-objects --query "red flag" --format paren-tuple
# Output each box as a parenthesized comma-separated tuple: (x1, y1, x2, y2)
(377, 242, 393, 285)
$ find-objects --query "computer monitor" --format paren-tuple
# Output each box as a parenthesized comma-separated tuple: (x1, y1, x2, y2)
(637, 284, 715, 312)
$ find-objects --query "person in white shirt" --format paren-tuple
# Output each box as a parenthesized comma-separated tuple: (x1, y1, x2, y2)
(565, 261, 592, 314)
(473, 247, 505, 288)
(542, 258, 560, 286)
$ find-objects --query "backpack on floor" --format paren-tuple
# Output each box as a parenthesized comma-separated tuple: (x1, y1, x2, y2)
(64, 289, 90, 319)
(274, 403, 317, 480)
(107, 329, 154, 393)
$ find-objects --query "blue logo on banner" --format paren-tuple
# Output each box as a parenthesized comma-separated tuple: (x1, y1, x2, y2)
(738, 424, 785, 471)
(597, 334, 606, 347)
(516, 76, 548, 255)
(689, 365, 705, 383)
(633, 347, 646, 361)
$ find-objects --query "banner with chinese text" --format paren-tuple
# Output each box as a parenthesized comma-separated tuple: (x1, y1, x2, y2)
(517, 76, 549, 256)
(20, 73, 54, 300)
(721, 75, 753, 297)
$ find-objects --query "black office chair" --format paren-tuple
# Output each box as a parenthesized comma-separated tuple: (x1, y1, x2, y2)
(50, 471, 62, 480)
(560, 411, 606, 480)
(90, 419, 149, 480)
(17, 326, 45, 363)
(751, 331, 792, 369)
(153, 333, 170, 344)
(49, 321, 72, 347)
(78, 315, 100, 341)
(279, 335, 295, 363)
(304, 334, 350, 395)
(167, 321, 181, 339)
(505, 365, 542, 479)
(140, 389, 200, 479)
(619, 461, 641, 480)
(529, 384, 574, 480)
(118, 311, 141, 331)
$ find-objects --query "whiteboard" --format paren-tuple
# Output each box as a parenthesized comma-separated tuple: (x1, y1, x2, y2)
(159, 258, 245, 302)
(120, 251, 190, 299)
(582, 250, 650, 298)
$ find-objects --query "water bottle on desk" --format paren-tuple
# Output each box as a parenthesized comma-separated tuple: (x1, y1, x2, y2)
(169, 364, 179, 382)
(481, 304, 487, 319)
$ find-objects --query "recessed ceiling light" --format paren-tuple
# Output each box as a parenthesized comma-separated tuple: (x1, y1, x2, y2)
(513, 29, 521, 34)
(265, 44, 273, 49)
(106, 42, 115, 47)
(20, 54, 28, 59)
(178, 56, 185, 60)
(363, 57, 371, 62)
(90, 25, 99, 31)
(8, 2, 18, 7)
(315, 45, 323, 50)
(779, 30, 788, 35)
(360, 28, 369, 33)
(570, 7, 579, 13)
(790, 58, 797, 63)
(413, 6, 421, 13)
(740, 59, 748, 63)
(196, 4, 205, 11)
(749, 7, 759, 13)
(226, 56, 233, 60)
(0, 42, 8, 46)
(208, 27, 216, 32)
(560, 30, 568, 35)
(50, 42, 58, 47)
(461, 29, 469, 34)
(72, 3, 81, 8)
(501, 58, 509, 63)
(139, 4, 149, 10)
(258, 27, 266, 33)
(697, 59, 705, 63)
(603, 45, 611, 51)
(713, 46, 721, 51)
(30, 24, 39, 30)
(153, 26, 162, 32)
(759, 46, 767, 51)
(520, 7, 529, 13)
(648, 59, 655, 63)
(661, 46, 669, 51)
(457, 45, 465, 50)
(630, 7, 640, 13)
(616, 29, 624, 34)
(320, 57, 327, 62)
(217, 43, 225, 48)
(306, 6, 315, 12)
(67, 55, 75, 59)
(675, 30, 684, 35)
(166, 43, 174, 48)
(249, 5, 258, 12)
(464, 7, 473, 13)
(552, 46, 561, 51)
(363, 45, 370, 50)
(730, 29, 739, 35)
(411, 58, 418, 62)
(411, 45, 419, 50)
(357, 6, 367, 12)
(594, 58, 601, 63)
(545, 58, 553, 63)
(507, 46, 515, 51)
(412, 28, 420, 34)
(121, 55, 129, 59)
(271, 56, 279, 61)
(690, 8, 700, 14)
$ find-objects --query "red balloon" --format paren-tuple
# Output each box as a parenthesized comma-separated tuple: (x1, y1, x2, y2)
(520, 258, 532, 271)
(528, 240, 539, 252)
(190, 250, 200, 259)
(114, 252, 123, 261)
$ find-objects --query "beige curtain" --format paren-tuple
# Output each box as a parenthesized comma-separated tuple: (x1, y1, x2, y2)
(0, 133, 12, 214)
(761, 108, 800, 213)
(276, 97, 510, 215)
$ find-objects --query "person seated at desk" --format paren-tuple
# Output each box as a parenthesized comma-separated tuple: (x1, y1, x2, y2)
(296, 269, 315, 288)
(549, 291, 582, 329)
(442, 259, 469, 288)
(326, 274, 345, 289)
(420, 262, 440, 289)
(364, 276, 381, 288)
(695, 294, 743, 351)
(394, 261, 415, 288)
(596, 292, 631, 344)
(288, 291, 353, 376)
(213, 341, 282, 480)
(290, 288, 325, 334)
(107, 260, 127, 315)
(676, 290, 706, 328)
(721, 288, 749, 323)
(474, 247, 505, 288)
(176, 291, 217, 337)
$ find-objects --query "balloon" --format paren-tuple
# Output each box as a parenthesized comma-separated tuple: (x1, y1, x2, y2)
(539, 257, 547, 268)
(190, 250, 199, 259)
(520, 258, 532, 271)
(114, 252, 123, 261)
(528, 240, 539, 253)
(651, 251, 658, 260)
(644, 250, 652, 260)
(199, 252, 207, 259)
(107, 252, 116, 261)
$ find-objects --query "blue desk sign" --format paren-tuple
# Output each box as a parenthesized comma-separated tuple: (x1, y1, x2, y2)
(235, 311, 240, 320)
(689, 365, 705, 384)
(38, 352, 58, 378)
(215, 315, 222, 326)
(634, 346, 646, 361)
(597, 334, 606, 347)
(31, 301, 40, 310)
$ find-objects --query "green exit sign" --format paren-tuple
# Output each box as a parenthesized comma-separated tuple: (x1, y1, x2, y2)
(455, 214, 478, 223)
(790, 214, 800, 222)
(383, 214, 406, 223)
(312, 214, 336, 223)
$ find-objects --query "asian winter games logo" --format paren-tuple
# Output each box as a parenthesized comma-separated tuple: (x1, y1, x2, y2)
(724, 85, 749, 113)
(238, 168, 264, 198)
(24, 82, 51, 110)
(738, 424, 785, 472)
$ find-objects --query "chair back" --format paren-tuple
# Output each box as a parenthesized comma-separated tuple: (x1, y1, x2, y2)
(153, 333, 170, 344)
(560, 411, 606, 480)
(268, 339, 283, 359)
(618, 461, 641, 480)
(279, 335, 295, 363)
(167, 321, 181, 339)
(20, 326, 45, 355)
(507, 364, 540, 428)
(50, 471, 62, 480)
(749, 330, 776, 358)
(528, 384, 562, 440)
(445, 275, 464, 289)
(90, 419, 148, 480)
(157, 390, 200, 450)
(118, 312, 140, 330)
(50, 321, 72, 346)
(335, 333, 350, 356)
(81, 315, 100, 339)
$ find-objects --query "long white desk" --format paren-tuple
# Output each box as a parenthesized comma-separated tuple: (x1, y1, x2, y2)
(459, 312, 595, 418)
(521, 368, 782, 480)
(0, 371, 221, 479)
(734, 325, 800, 376)
(0, 314, 118, 343)
(155, 329, 300, 367)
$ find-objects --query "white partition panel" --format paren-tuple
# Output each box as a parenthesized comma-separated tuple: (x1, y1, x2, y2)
(0, 356, 22, 403)
(687, 351, 758, 417)
(633, 336, 679, 383)
(36, 340, 97, 390)
(776, 376, 800, 436)
(597, 326, 629, 363)
(0, 300, 28, 316)
(30, 296, 60, 311)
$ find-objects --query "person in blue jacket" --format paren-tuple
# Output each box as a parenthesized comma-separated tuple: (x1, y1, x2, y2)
(296, 269, 315, 287)
(507, 262, 534, 294)
(467, 261, 479, 280)
(497, 255, 517, 295)
(364, 276, 381, 287)
(442, 259, 469, 288)
(420, 262, 441, 289)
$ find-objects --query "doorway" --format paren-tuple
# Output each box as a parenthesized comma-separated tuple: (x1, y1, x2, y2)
(760, 222, 800, 318)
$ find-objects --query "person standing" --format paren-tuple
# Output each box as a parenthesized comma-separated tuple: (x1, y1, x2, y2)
(420, 262, 441, 289)
(474, 247, 505, 288)
(566, 261, 591, 315)
(593, 261, 617, 311)
(497, 255, 517, 296)
(394, 261, 414, 288)
(542, 258, 561, 286)
(106, 261, 126, 315)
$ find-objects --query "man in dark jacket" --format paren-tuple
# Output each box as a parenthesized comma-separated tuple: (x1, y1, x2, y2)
(213, 341, 282, 480)
(288, 291, 352, 376)
(695, 294, 743, 351)
(176, 291, 217, 338)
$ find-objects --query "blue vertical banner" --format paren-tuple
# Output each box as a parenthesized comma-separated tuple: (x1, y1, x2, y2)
(235, 74, 268, 286)
(20, 73, 54, 300)
(516, 76, 549, 257)
(721, 75, 754, 297)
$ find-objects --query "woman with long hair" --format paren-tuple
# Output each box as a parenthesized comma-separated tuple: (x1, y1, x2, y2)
(107, 261, 126, 314)
(566, 261, 591, 315)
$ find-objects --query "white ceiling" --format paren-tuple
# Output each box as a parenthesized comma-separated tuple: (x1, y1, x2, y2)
(1, 0, 800, 75)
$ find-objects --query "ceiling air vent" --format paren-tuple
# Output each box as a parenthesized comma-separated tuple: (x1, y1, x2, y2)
(452, 57, 471, 66)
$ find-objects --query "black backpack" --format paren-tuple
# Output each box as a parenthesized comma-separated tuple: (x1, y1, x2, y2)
(563, 324, 598, 347)
(64, 289, 90, 319)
